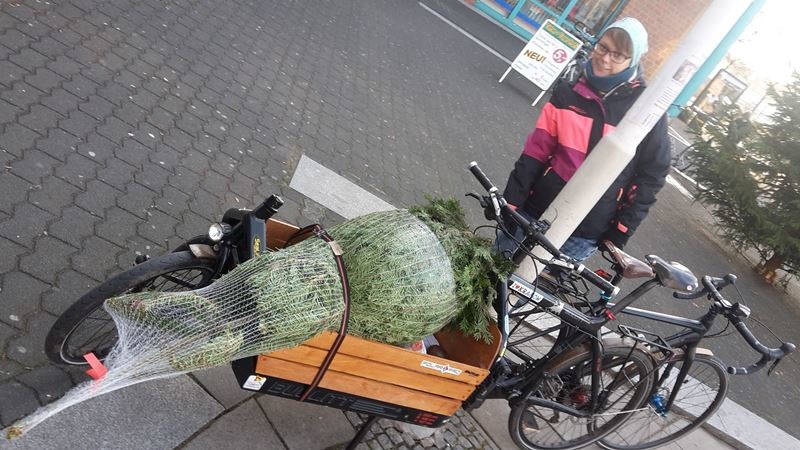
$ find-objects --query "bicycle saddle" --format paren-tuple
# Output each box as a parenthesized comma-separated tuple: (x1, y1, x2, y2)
(602, 240, 654, 279)
(645, 254, 699, 292)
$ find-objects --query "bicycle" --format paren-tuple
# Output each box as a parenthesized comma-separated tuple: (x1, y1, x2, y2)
(49, 160, 780, 450)
(508, 236, 796, 449)
(591, 244, 796, 449)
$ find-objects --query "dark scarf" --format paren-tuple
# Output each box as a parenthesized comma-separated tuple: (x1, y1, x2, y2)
(585, 62, 636, 94)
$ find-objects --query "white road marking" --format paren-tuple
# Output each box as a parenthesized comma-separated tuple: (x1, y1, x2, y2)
(668, 126, 691, 146)
(666, 174, 694, 200)
(418, 2, 512, 65)
(289, 155, 395, 219)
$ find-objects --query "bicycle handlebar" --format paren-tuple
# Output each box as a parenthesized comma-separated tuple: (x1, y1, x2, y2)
(689, 275, 797, 374)
(467, 161, 618, 296)
(727, 318, 796, 375)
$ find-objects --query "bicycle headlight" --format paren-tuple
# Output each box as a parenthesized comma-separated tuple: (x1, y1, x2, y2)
(208, 223, 231, 242)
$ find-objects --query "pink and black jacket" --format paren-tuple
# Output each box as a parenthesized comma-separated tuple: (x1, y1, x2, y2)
(503, 75, 671, 247)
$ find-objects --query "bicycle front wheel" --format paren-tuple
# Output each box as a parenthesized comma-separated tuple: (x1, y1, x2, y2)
(45, 251, 216, 365)
(508, 341, 655, 450)
(598, 353, 728, 450)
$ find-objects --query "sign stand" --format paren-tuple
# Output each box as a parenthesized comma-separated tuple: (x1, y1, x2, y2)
(499, 20, 581, 106)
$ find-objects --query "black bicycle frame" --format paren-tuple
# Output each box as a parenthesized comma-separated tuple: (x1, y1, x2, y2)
(608, 301, 725, 411)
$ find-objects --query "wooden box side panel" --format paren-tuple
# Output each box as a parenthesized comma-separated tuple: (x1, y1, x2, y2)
(257, 357, 462, 416)
(264, 345, 475, 400)
(434, 323, 502, 369)
(301, 332, 490, 385)
(265, 218, 301, 249)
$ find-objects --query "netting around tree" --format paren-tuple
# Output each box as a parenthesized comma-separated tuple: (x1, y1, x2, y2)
(5, 209, 463, 439)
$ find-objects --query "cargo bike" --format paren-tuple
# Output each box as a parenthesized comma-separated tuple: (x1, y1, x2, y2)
(46, 163, 792, 449)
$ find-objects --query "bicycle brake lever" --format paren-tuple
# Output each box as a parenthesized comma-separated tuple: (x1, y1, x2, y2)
(465, 192, 489, 208)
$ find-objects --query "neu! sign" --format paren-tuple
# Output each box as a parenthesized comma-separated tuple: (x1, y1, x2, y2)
(499, 20, 581, 105)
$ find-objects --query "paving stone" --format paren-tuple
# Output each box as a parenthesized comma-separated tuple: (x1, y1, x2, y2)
(0, 270, 50, 329)
(97, 158, 137, 190)
(0, 123, 40, 157)
(152, 185, 190, 219)
(95, 206, 141, 242)
(0, 203, 54, 248)
(182, 399, 283, 450)
(38, 86, 81, 117)
(0, 172, 34, 216)
(8, 149, 59, 184)
(115, 138, 152, 168)
(5, 312, 56, 366)
(0, 381, 40, 426)
(117, 183, 156, 219)
(15, 364, 74, 404)
(47, 206, 101, 249)
(54, 152, 101, 189)
(189, 364, 255, 410)
(71, 235, 124, 281)
(136, 208, 178, 245)
(18, 105, 63, 134)
(74, 179, 120, 217)
(19, 235, 77, 283)
(60, 108, 100, 138)
(28, 176, 80, 216)
(25, 68, 65, 93)
(41, 268, 98, 316)
(257, 394, 355, 450)
(62, 73, 99, 100)
(96, 116, 134, 144)
(5, 375, 224, 448)
(78, 94, 115, 121)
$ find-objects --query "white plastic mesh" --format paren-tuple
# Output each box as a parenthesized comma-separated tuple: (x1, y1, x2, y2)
(5, 210, 458, 439)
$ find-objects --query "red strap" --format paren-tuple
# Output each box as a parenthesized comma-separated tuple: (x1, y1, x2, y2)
(84, 352, 108, 380)
(298, 225, 351, 402)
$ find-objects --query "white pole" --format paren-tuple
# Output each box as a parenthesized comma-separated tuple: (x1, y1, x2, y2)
(515, 0, 752, 280)
(531, 90, 547, 106)
(499, 66, 513, 83)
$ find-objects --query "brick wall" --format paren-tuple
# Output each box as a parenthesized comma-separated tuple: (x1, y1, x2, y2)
(618, 0, 713, 78)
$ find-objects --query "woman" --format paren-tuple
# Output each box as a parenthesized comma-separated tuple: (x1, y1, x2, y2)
(500, 17, 671, 261)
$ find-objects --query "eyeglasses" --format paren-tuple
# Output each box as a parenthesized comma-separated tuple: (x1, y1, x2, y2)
(593, 42, 630, 64)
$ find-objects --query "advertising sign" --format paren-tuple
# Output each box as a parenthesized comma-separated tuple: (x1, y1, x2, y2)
(507, 20, 581, 90)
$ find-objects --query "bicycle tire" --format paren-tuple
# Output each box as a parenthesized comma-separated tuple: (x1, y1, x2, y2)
(598, 353, 728, 450)
(45, 251, 216, 365)
(508, 341, 655, 450)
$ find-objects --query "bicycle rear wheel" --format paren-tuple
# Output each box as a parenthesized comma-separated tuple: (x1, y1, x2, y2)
(45, 251, 216, 365)
(598, 353, 728, 450)
(508, 341, 655, 450)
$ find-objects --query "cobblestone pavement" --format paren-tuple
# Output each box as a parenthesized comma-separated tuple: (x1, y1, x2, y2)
(0, 0, 532, 442)
(343, 411, 499, 450)
(1, 0, 799, 445)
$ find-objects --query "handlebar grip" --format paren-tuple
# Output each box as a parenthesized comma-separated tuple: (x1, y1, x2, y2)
(252, 195, 285, 220)
(468, 161, 496, 192)
(728, 354, 771, 375)
(578, 265, 620, 296)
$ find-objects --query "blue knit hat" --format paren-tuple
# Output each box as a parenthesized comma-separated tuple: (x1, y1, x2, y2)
(602, 17, 648, 68)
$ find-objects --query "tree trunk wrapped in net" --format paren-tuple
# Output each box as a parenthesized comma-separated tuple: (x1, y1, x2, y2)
(6, 200, 509, 440)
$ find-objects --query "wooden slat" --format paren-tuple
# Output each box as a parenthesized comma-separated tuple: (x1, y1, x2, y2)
(298, 332, 489, 385)
(264, 345, 475, 400)
(257, 357, 462, 416)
